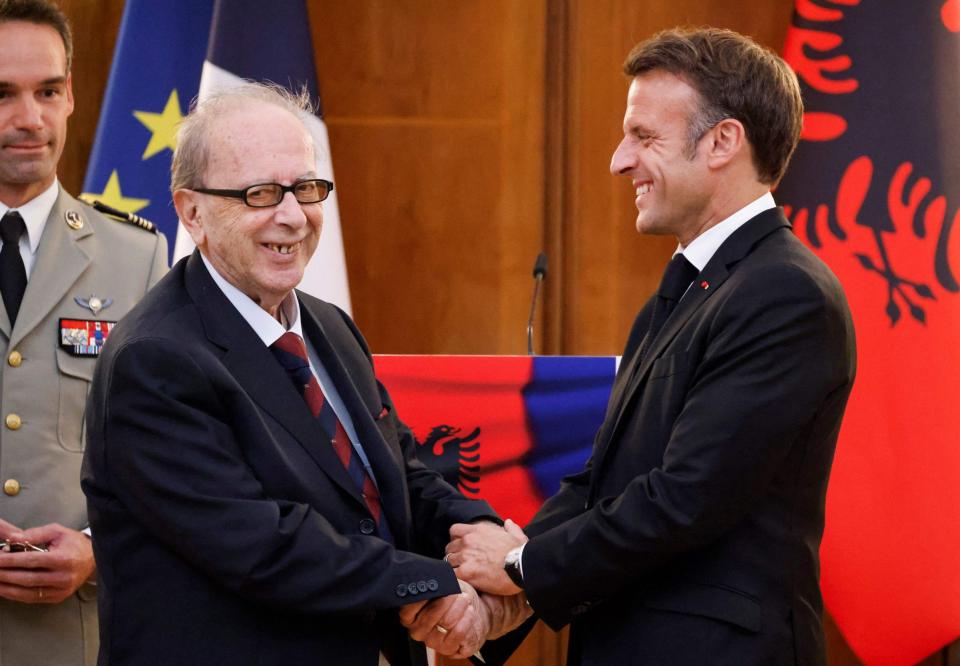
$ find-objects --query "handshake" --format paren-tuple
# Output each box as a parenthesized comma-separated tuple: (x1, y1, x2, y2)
(399, 519, 533, 660)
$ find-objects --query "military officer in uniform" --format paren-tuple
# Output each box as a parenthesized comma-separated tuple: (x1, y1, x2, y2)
(0, 1, 167, 664)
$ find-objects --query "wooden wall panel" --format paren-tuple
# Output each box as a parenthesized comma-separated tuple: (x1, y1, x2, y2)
(56, 0, 125, 196)
(310, 1, 546, 354)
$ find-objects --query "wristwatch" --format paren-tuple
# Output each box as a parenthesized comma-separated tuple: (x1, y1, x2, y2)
(503, 545, 524, 589)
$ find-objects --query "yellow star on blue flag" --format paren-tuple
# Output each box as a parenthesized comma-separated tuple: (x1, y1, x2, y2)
(81, 170, 150, 214)
(133, 89, 183, 159)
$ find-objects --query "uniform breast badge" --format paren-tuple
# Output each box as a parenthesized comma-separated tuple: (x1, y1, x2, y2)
(74, 294, 113, 316)
(59, 319, 116, 357)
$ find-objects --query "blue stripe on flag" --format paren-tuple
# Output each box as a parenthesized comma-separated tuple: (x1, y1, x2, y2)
(206, 0, 321, 113)
(523, 356, 616, 497)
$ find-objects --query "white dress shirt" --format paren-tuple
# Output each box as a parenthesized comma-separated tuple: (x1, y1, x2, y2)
(200, 254, 378, 479)
(677, 191, 775, 269)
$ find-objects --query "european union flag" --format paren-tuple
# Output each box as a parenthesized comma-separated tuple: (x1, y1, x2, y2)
(82, 0, 215, 262)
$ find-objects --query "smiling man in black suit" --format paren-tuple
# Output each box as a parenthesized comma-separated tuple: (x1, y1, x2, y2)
(446, 27, 857, 666)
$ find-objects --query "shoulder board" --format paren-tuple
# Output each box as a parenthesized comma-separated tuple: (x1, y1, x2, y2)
(80, 198, 158, 234)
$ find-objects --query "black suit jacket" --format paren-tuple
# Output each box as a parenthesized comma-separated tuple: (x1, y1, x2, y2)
(507, 209, 856, 666)
(82, 252, 497, 666)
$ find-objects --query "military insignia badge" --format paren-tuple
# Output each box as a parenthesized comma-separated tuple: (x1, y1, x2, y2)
(74, 294, 113, 315)
(64, 210, 84, 230)
(59, 318, 116, 357)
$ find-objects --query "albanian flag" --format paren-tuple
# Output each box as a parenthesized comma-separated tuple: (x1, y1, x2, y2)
(778, 2, 960, 663)
(374, 355, 616, 526)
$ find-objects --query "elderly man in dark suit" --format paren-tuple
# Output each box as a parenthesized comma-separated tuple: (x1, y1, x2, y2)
(81, 82, 504, 665)
(444, 27, 857, 666)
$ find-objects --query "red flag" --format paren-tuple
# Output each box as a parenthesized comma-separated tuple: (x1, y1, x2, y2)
(375, 355, 543, 525)
(374, 355, 616, 526)
(779, 2, 960, 663)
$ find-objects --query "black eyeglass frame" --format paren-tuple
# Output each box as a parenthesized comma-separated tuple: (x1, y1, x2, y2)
(192, 178, 334, 208)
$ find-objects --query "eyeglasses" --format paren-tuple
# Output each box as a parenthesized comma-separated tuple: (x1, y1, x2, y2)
(192, 178, 333, 208)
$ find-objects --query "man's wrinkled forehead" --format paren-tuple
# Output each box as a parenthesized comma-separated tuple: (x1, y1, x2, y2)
(212, 102, 312, 150)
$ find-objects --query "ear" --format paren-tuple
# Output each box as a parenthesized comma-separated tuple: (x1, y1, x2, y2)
(64, 72, 75, 118)
(705, 118, 746, 170)
(173, 189, 206, 248)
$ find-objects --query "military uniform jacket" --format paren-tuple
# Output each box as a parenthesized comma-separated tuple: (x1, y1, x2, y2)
(0, 190, 167, 666)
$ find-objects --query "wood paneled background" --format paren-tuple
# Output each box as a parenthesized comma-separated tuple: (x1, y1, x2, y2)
(54, 1, 953, 664)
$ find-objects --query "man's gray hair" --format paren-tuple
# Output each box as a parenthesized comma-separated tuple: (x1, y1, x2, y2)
(171, 82, 315, 192)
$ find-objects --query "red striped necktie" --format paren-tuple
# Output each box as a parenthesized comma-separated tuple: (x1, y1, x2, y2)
(270, 332, 393, 543)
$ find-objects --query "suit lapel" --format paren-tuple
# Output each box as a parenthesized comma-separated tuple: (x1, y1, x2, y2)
(183, 253, 364, 507)
(8, 192, 92, 349)
(299, 302, 408, 544)
(595, 208, 792, 469)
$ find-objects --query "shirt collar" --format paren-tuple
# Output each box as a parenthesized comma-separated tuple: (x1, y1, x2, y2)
(0, 180, 59, 254)
(678, 192, 776, 271)
(200, 253, 303, 346)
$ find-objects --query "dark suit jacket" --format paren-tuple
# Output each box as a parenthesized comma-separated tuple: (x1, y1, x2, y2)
(81, 252, 497, 666)
(511, 209, 856, 666)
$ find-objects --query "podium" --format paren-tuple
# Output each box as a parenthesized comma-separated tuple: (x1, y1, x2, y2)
(374, 354, 617, 527)
(375, 355, 618, 665)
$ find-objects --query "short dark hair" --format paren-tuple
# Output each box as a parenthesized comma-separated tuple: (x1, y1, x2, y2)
(0, 0, 73, 71)
(623, 27, 803, 185)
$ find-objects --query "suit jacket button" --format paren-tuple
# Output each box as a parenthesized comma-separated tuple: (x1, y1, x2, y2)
(3, 479, 20, 496)
(359, 519, 376, 534)
(427, 579, 439, 591)
(7, 351, 22, 367)
(395, 584, 408, 598)
(5, 413, 22, 430)
(407, 582, 419, 596)
(417, 580, 427, 593)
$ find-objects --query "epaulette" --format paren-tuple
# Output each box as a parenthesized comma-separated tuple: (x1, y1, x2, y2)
(80, 198, 158, 234)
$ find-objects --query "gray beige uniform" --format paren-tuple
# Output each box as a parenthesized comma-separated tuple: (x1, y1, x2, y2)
(0, 190, 167, 666)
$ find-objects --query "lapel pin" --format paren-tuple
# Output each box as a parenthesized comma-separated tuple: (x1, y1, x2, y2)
(65, 210, 84, 230)
(700, 280, 710, 290)
(74, 294, 113, 316)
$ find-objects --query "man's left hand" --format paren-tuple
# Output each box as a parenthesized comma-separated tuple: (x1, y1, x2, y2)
(446, 519, 528, 595)
(0, 523, 95, 604)
(399, 579, 490, 659)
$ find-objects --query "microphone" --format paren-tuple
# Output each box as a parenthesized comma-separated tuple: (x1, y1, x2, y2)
(527, 252, 548, 355)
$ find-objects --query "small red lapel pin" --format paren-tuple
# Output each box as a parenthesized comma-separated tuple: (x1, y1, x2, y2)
(700, 280, 710, 290)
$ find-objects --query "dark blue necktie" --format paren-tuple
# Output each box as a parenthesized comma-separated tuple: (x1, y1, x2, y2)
(270, 332, 393, 543)
(639, 254, 698, 362)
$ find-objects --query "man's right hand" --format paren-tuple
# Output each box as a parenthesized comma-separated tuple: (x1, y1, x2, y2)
(0, 522, 95, 604)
